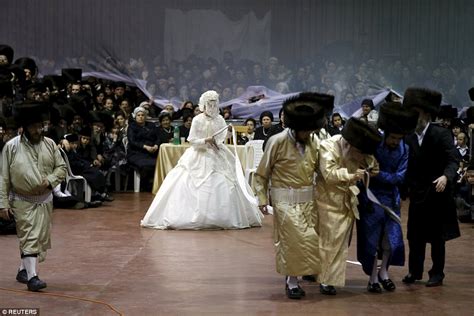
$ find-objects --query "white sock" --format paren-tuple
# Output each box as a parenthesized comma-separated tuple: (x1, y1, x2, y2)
(23, 257, 37, 280)
(370, 256, 379, 284)
(286, 276, 299, 289)
(379, 250, 390, 280)
(19, 259, 24, 271)
(53, 184, 68, 198)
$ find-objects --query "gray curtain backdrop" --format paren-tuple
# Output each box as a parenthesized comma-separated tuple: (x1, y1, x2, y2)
(1, 0, 472, 105)
(2, 0, 472, 65)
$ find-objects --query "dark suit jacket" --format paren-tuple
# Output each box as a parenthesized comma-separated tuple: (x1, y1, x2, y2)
(405, 124, 460, 242)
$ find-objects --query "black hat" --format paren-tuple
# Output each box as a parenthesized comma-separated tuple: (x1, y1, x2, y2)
(468, 88, 474, 102)
(451, 118, 465, 129)
(438, 105, 458, 119)
(78, 126, 91, 137)
(12, 102, 50, 127)
(341, 118, 382, 155)
(0, 67, 14, 97)
(64, 133, 79, 143)
(89, 111, 114, 131)
(62, 68, 82, 83)
(14, 57, 38, 77)
(377, 102, 419, 135)
(42, 75, 65, 92)
(283, 92, 326, 131)
(259, 111, 273, 123)
(0, 44, 14, 64)
(300, 92, 334, 115)
(52, 103, 76, 125)
(114, 81, 126, 89)
(466, 107, 474, 125)
(361, 98, 374, 109)
(403, 87, 442, 117)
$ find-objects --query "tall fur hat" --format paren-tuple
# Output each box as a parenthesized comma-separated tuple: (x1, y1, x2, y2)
(300, 92, 334, 115)
(341, 117, 382, 154)
(14, 57, 38, 77)
(468, 87, 474, 102)
(403, 87, 442, 117)
(283, 92, 326, 131)
(377, 102, 419, 135)
(12, 101, 50, 127)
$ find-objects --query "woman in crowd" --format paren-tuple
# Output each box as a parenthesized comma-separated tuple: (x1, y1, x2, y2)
(254, 111, 274, 141)
(156, 111, 174, 144)
(126, 106, 160, 191)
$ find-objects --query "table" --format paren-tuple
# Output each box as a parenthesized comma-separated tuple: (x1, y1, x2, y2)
(152, 143, 249, 194)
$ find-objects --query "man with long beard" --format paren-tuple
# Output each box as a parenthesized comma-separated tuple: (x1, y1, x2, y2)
(0, 102, 66, 291)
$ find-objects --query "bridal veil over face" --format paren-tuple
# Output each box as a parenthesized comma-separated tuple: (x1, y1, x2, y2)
(199, 90, 219, 118)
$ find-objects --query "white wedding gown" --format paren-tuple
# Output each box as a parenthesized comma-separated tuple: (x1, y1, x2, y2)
(141, 113, 263, 230)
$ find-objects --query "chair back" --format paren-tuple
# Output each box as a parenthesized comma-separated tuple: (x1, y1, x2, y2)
(59, 147, 78, 177)
(244, 140, 264, 170)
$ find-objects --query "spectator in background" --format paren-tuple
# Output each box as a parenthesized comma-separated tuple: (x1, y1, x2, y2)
(328, 112, 345, 136)
(126, 106, 160, 191)
(157, 111, 174, 144)
(358, 99, 379, 128)
(179, 113, 193, 142)
(254, 111, 274, 141)
(238, 118, 256, 145)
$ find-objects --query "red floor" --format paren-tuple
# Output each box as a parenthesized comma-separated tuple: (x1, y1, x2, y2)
(0, 192, 472, 315)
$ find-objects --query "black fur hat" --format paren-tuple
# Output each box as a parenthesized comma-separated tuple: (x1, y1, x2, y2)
(468, 87, 474, 102)
(14, 57, 38, 77)
(283, 92, 326, 131)
(377, 102, 419, 135)
(403, 87, 442, 117)
(299, 92, 335, 115)
(12, 101, 50, 127)
(341, 117, 382, 154)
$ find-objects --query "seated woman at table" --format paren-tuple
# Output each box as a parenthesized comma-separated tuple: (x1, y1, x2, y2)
(126, 106, 160, 191)
(141, 90, 263, 230)
(157, 111, 174, 144)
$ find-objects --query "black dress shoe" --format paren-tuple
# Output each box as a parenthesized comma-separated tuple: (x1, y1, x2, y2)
(378, 274, 396, 291)
(319, 284, 337, 295)
(286, 284, 305, 299)
(402, 274, 421, 284)
(16, 269, 28, 284)
(27, 276, 47, 292)
(426, 276, 443, 287)
(101, 193, 114, 202)
(367, 282, 382, 293)
(302, 275, 317, 282)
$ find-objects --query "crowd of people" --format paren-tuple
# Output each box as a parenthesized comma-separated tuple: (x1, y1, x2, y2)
(0, 42, 473, 297)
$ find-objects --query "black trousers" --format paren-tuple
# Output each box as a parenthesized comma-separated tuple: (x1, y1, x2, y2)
(408, 237, 445, 279)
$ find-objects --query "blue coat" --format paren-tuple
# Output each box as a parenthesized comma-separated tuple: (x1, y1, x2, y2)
(357, 140, 407, 275)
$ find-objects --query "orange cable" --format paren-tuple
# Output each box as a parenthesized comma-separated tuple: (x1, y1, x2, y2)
(0, 287, 123, 315)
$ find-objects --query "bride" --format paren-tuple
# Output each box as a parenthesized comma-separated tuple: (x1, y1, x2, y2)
(141, 90, 263, 230)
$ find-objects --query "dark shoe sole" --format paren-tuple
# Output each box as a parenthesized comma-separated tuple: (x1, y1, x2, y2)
(319, 285, 337, 295)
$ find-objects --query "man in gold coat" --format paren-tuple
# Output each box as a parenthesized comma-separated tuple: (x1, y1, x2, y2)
(0, 102, 66, 291)
(253, 92, 326, 299)
(316, 118, 381, 295)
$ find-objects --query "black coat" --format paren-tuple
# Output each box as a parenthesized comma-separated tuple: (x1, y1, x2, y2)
(405, 124, 461, 242)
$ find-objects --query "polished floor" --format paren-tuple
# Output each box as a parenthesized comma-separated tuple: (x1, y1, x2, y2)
(0, 193, 472, 316)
